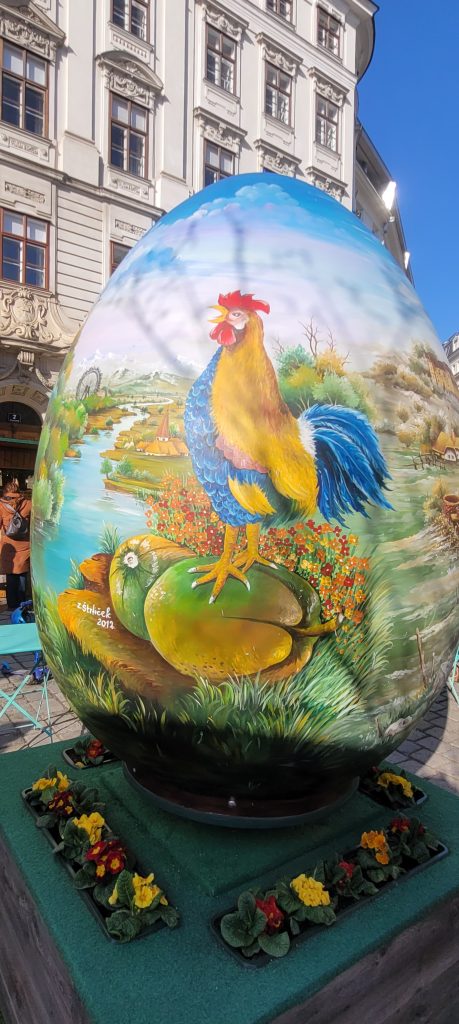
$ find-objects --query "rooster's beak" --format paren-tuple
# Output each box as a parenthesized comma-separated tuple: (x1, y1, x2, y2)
(209, 304, 229, 324)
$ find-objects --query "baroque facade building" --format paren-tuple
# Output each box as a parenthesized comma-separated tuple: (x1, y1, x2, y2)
(443, 333, 459, 384)
(0, 0, 409, 478)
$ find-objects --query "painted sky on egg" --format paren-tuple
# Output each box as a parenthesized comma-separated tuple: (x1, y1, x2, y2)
(71, 174, 440, 384)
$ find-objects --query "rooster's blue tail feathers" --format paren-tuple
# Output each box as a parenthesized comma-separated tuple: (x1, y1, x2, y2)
(301, 404, 392, 525)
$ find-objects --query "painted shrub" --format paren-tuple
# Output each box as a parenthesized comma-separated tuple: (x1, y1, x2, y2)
(31, 174, 459, 808)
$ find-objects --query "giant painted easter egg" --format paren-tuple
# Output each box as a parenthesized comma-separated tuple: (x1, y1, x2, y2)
(32, 174, 459, 824)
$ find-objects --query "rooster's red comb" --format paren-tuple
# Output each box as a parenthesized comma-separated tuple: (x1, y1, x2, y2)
(218, 291, 270, 315)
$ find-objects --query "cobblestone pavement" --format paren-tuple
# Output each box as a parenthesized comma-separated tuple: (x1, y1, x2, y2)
(0, 606, 458, 792)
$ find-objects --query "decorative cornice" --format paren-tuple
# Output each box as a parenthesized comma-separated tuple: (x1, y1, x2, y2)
(197, 0, 248, 41)
(4, 181, 46, 204)
(0, 2, 65, 59)
(194, 107, 246, 153)
(109, 170, 150, 200)
(97, 50, 163, 107)
(114, 218, 145, 239)
(308, 67, 348, 106)
(306, 167, 347, 201)
(0, 128, 51, 161)
(0, 286, 74, 347)
(254, 139, 300, 176)
(256, 32, 302, 75)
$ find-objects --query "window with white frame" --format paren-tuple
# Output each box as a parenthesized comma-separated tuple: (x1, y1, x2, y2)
(266, 0, 293, 21)
(317, 8, 341, 57)
(110, 93, 147, 177)
(453, 336, 459, 352)
(112, 0, 149, 40)
(206, 24, 236, 94)
(0, 209, 48, 289)
(315, 95, 338, 151)
(204, 141, 234, 187)
(1, 41, 48, 136)
(265, 63, 291, 125)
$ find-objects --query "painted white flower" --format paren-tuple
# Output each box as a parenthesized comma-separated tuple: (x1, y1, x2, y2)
(123, 552, 139, 569)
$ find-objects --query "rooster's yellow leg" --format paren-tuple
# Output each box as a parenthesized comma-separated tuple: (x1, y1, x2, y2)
(189, 525, 250, 604)
(232, 524, 278, 573)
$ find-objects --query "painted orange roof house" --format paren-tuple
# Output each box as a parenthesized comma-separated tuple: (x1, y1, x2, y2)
(137, 409, 188, 457)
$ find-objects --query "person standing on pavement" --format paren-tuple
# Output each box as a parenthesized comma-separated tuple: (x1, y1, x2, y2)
(0, 475, 32, 610)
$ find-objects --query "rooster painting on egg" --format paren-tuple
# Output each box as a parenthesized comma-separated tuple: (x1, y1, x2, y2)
(184, 289, 391, 602)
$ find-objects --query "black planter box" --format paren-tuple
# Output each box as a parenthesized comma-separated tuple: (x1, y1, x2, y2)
(358, 778, 427, 809)
(62, 747, 119, 771)
(21, 788, 166, 944)
(212, 841, 449, 967)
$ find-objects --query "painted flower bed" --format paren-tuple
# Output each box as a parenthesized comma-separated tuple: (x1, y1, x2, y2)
(62, 735, 119, 770)
(145, 476, 370, 661)
(22, 766, 178, 943)
(215, 817, 446, 965)
(359, 766, 426, 808)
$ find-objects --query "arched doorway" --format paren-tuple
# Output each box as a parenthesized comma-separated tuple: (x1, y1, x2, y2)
(0, 400, 42, 492)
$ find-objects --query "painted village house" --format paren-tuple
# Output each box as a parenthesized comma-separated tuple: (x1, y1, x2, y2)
(0, 0, 412, 486)
(432, 431, 459, 464)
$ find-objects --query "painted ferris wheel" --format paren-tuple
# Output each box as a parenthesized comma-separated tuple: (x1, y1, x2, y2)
(75, 367, 102, 401)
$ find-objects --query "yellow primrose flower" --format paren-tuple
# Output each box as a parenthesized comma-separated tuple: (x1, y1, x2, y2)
(377, 772, 413, 800)
(291, 874, 331, 907)
(57, 770, 70, 791)
(360, 830, 390, 865)
(108, 882, 118, 906)
(132, 872, 159, 910)
(73, 812, 105, 846)
(32, 775, 57, 792)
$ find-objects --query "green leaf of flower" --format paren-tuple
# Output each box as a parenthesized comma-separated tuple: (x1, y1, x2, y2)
(35, 812, 58, 829)
(93, 883, 114, 908)
(115, 869, 135, 909)
(106, 910, 141, 943)
(221, 912, 253, 949)
(160, 905, 179, 929)
(237, 891, 256, 924)
(258, 931, 290, 958)
(140, 908, 162, 927)
(73, 864, 97, 889)
(241, 940, 260, 958)
(303, 905, 336, 926)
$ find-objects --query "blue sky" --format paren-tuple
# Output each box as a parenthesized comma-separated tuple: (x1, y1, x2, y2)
(358, 0, 459, 343)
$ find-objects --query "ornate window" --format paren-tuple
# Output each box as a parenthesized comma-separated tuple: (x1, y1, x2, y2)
(204, 141, 234, 186)
(0, 209, 48, 290)
(1, 41, 48, 136)
(317, 8, 341, 57)
(206, 24, 236, 94)
(266, 0, 292, 22)
(111, 241, 130, 274)
(112, 0, 149, 41)
(110, 93, 148, 177)
(265, 62, 291, 125)
(315, 95, 338, 151)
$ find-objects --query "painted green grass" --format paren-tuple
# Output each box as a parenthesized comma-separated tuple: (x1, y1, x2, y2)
(32, 556, 415, 787)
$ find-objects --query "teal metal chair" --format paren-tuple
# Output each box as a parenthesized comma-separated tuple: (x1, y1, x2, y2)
(0, 622, 52, 739)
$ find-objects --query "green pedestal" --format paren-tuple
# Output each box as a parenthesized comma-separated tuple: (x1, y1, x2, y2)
(1, 741, 459, 1024)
